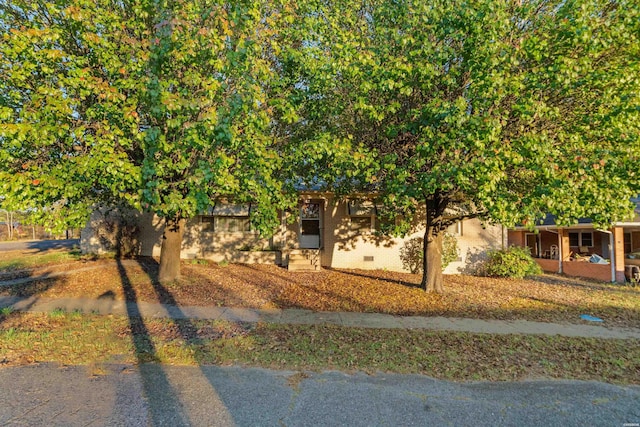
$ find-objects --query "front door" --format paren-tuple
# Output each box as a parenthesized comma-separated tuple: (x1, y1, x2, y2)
(300, 202, 321, 248)
(525, 233, 539, 257)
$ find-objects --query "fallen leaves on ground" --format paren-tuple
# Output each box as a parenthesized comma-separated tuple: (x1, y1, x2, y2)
(3, 312, 638, 384)
(239, 324, 640, 384)
(1, 254, 638, 328)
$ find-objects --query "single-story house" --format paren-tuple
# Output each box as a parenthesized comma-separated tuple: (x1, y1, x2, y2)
(81, 192, 506, 274)
(508, 200, 640, 283)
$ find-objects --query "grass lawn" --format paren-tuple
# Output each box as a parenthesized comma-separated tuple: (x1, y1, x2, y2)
(0, 247, 84, 272)
(1, 249, 639, 383)
(1, 310, 638, 384)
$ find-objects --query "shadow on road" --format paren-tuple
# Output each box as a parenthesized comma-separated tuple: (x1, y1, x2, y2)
(115, 258, 191, 425)
(25, 239, 80, 252)
(117, 257, 237, 425)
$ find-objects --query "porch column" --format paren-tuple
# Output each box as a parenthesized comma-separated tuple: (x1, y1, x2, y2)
(558, 228, 570, 274)
(612, 227, 625, 283)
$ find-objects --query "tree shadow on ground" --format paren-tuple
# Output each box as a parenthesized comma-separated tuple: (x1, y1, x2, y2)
(115, 258, 191, 425)
(139, 259, 201, 340)
(326, 267, 422, 289)
(181, 262, 373, 312)
(244, 264, 376, 312)
(24, 239, 80, 253)
(0, 278, 58, 298)
(131, 257, 240, 425)
(0, 275, 65, 325)
(123, 258, 640, 327)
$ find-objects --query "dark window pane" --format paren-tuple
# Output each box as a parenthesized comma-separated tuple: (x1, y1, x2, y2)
(301, 219, 320, 235)
(569, 232, 579, 247)
(624, 233, 632, 253)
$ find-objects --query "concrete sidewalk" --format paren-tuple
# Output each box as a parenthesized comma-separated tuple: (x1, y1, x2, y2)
(1, 294, 639, 339)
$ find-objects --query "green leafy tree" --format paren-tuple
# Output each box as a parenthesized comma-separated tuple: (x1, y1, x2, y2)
(285, 0, 640, 292)
(1, 0, 297, 282)
(140, 0, 297, 282)
(0, 0, 145, 232)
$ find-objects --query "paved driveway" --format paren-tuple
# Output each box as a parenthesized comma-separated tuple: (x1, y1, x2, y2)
(0, 239, 79, 252)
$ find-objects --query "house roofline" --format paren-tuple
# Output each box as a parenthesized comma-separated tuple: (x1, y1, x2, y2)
(511, 221, 640, 231)
(297, 190, 381, 199)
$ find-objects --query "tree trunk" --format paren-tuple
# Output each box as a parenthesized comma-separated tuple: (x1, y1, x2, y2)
(420, 196, 445, 293)
(420, 227, 429, 289)
(158, 217, 184, 284)
(4, 213, 10, 240)
(423, 231, 444, 293)
(8, 211, 13, 240)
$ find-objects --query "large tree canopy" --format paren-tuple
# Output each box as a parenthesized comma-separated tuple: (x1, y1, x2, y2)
(285, 0, 640, 291)
(2, 0, 639, 290)
(1, 0, 298, 281)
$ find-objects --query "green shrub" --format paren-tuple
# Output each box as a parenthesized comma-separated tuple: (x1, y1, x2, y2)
(482, 246, 542, 278)
(441, 232, 459, 270)
(399, 233, 459, 274)
(94, 207, 140, 257)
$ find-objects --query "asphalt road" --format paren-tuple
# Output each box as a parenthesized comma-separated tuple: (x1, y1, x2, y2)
(0, 239, 79, 252)
(0, 364, 638, 426)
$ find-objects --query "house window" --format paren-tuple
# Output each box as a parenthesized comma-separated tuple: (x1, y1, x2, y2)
(569, 232, 579, 247)
(201, 203, 252, 233)
(580, 232, 593, 247)
(347, 199, 376, 233)
(202, 216, 251, 233)
(624, 232, 632, 254)
(568, 231, 593, 247)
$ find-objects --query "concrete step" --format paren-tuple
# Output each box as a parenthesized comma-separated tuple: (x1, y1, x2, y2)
(287, 249, 320, 271)
(287, 263, 321, 272)
(288, 258, 315, 265)
(289, 254, 312, 262)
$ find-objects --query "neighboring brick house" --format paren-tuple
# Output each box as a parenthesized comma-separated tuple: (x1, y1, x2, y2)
(508, 200, 640, 283)
(81, 192, 506, 274)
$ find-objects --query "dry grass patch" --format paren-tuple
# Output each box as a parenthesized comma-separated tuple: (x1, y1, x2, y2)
(226, 323, 640, 384)
(0, 248, 113, 283)
(1, 311, 638, 384)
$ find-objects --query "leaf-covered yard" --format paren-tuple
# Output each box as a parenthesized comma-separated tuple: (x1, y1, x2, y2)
(1, 251, 638, 328)
(1, 249, 639, 383)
